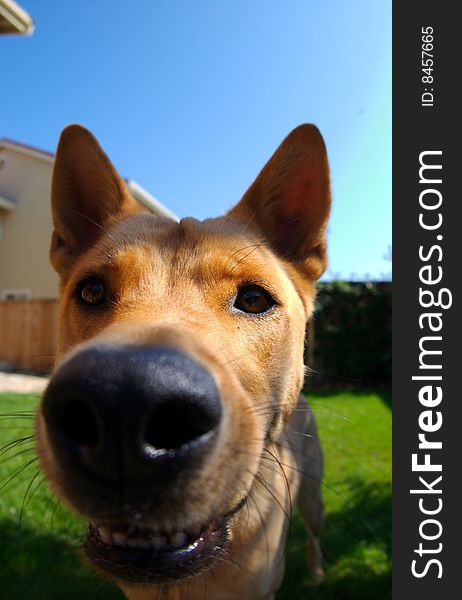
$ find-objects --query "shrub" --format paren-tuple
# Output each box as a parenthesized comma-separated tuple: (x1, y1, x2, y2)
(307, 282, 391, 388)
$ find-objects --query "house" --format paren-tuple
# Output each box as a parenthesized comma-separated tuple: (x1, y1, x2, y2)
(0, 137, 176, 370)
(0, 0, 34, 35)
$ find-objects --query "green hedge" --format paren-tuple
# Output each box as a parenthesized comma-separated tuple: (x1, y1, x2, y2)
(307, 282, 391, 387)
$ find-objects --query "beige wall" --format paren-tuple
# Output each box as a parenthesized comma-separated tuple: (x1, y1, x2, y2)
(0, 148, 59, 299)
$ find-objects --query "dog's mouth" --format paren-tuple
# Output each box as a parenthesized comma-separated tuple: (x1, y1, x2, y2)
(84, 515, 229, 583)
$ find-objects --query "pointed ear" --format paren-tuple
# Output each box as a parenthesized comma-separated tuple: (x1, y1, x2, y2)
(50, 125, 142, 274)
(228, 124, 331, 279)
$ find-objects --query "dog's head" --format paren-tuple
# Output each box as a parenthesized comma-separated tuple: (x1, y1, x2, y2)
(36, 124, 330, 586)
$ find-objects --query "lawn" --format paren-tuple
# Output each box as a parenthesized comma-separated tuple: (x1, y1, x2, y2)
(0, 391, 391, 599)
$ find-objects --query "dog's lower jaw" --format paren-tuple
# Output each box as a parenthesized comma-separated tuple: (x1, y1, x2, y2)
(119, 525, 289, 600)
(84, 517, 229, 586)
(118, 521, 287, 600)
(117, 445, 297, 600)
(81, 491, 254, 588)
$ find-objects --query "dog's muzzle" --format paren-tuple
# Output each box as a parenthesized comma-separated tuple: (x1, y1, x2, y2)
(40, 345, 231, 582)
(41, 345, 222, 517)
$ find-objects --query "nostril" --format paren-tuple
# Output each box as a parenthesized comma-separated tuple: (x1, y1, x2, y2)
(143, 398, 220, 452)
(41, 347, 223, 482)
(49, 397, 100, 449)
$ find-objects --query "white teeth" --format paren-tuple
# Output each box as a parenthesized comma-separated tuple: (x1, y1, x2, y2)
(170, 532, 187, 548)
(97, 526, 112, 544)
(113, 532, 127, 545)
(94, 524, 204, 550)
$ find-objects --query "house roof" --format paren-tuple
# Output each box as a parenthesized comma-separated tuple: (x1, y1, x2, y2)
(0, 194, 15, 211)
(0, 138, 54, 163)
(0, 0, 34, 35)
(125, 179, 178, 221)
(0, 138, 178, 220)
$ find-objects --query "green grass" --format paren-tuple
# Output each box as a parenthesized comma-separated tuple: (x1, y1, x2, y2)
(0, 391, 391, 599)
(278, 391, 391, 599)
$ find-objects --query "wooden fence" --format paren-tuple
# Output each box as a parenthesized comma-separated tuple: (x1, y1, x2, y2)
(0, 299, 58, 372)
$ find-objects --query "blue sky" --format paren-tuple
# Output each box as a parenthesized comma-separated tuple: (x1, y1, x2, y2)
(1, 0, 391, 280)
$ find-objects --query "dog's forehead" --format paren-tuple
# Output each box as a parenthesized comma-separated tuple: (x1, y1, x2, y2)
(112, 213, 253, 247)
(105, 212, 280, 279)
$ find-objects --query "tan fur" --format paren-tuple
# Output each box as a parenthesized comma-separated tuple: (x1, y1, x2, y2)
(36, 124, 330, 599)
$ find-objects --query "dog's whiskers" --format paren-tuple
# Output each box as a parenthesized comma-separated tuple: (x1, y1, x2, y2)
(0, 456, 39, 493)
(0, 436, 35, 459)
(246, 487, 271, 566)
(0, 411, 35, 418)
(276, 435, 323, 467)
(1, 445, 36, 464)
(230, 240, 267, 272)
(253, 471, 291, 523)
(286, 429, 314, 438)
(70, 208, 123, 250)
(19, 469, 45, 525)
(241, 209, 258, 233)
(220, 546, 250, 577)
(266, 443, 295, 569)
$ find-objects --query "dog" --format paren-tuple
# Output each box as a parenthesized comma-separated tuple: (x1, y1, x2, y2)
(36, 123, 330, 600)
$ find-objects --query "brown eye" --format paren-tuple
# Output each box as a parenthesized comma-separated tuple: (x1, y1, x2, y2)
(79, 278, 107, 306)
(234, 285, 275, 314)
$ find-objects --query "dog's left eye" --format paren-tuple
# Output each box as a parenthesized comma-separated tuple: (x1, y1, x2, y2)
(78, 278, 107, 306)
(234, 285, 275, 314)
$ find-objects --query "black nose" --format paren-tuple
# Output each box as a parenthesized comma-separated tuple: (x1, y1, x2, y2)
(42, 346, 222, 487)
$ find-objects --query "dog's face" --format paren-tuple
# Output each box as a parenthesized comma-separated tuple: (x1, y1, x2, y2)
(36, 125, 330, 587)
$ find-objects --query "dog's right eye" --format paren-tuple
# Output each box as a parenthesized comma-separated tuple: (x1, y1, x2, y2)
(78, 278, 107, 306)
(234, 284, 276, 315)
